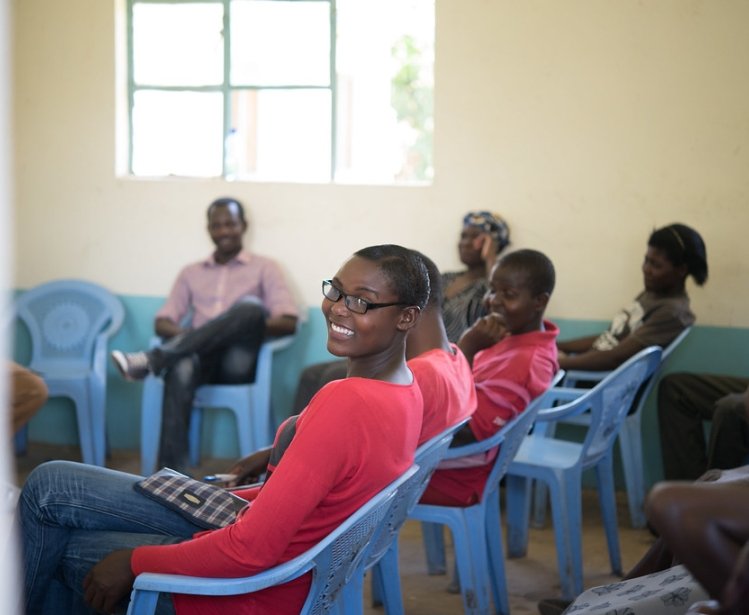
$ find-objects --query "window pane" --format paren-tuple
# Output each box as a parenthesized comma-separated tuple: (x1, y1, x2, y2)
(230, 0, 330, 86)
(230, 89, 331, 182)
(335, 0, 434, 183)
(133, 3, 224, 86)
(132, 91, 223, 177)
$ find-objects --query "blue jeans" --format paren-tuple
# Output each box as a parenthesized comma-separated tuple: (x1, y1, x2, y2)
(20, 460, 204, 615)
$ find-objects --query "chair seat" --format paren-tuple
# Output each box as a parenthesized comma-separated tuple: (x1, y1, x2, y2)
(512, 436, 582, 472)
(37, 367, 94, 380)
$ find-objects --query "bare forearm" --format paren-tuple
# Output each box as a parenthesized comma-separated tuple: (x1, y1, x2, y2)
(556, 335, 599, 354)
(558, 349, 623, 372)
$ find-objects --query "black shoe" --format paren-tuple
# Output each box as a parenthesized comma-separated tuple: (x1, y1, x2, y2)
(538, 597, 573, 615)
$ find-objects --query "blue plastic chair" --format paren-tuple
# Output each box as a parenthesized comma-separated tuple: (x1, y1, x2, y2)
(13, 279, 124, 466)
(407, 388, 555, 615)
(505, 346, 662, 600)
(140, 335, 294, 475)
(125, 464, 418, 615)
(340, 419, 470, 615)
(534, 327, 691, 529)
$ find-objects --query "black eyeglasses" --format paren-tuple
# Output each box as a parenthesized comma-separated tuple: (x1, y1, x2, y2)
(322, 280, 408, 315)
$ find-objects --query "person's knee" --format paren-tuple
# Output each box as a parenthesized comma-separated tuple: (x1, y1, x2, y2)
(646, 483, 689, 531)
(217, 346, 256, 384)
(714, 394, 748, 425)
(164, 355, 200, 388)
(658, 374, 689, 408)
(228, 298, 267, 327)
(22, 460, 76, 501)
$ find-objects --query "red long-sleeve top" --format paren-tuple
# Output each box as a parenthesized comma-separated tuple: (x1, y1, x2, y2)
(132, 376, 423, 615)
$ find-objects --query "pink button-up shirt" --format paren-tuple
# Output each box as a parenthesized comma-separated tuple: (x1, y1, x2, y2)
(156, 250, 298, 329)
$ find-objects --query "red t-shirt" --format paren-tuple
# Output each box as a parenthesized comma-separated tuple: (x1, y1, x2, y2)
(131, 377, 423, 615)
(408, 344, 477, 444)
(421, 321, 559, 506)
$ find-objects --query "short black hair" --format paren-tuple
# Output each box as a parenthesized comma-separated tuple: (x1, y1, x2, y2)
(207, 197, 247, 224)
(497, 249, 556, 296)
(409, 250, 443, 309)
(354, 245, 430, 310)
(648, 223, 708, 286)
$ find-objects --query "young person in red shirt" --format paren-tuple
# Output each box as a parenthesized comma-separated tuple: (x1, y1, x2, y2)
(420, 248, 559, 507)
(20, 245, 430, 615)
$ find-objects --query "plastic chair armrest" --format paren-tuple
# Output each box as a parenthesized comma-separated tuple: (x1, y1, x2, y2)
(563, 369, 611, 386)
(535, 391, 596, 423)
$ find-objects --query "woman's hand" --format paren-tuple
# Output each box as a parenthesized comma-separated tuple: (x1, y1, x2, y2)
(83, 549, 135, 614)
(225, 448, 272, 487)
(458, 313, 508, 365)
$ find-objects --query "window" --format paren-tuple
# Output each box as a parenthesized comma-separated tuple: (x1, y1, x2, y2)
(124, 0, 434, 184)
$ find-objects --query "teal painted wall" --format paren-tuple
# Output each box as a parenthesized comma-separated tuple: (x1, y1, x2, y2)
(13, 293, 749, 488)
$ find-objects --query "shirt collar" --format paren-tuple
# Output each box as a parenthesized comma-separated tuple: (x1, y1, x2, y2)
(203, 249, 252, 267)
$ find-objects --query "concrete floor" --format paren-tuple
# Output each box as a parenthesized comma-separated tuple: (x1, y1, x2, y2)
(14, 444, 656, 614)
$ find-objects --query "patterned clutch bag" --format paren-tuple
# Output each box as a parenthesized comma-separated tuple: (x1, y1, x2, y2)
(134, 467, 249, 529)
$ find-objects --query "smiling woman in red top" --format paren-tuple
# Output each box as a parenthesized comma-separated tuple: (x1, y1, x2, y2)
(20, 245, 430, 615)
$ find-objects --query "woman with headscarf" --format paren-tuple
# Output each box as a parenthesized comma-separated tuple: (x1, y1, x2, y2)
(441, 211, 511, 343)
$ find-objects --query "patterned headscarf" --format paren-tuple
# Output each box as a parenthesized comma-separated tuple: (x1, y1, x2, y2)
(462, 211, 511, 252)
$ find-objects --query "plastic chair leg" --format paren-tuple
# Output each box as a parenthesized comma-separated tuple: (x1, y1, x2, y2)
(14, 426, 28, 456)
(421, 521, 447, 574)
(505, 474, 532, 558)
(370, 543, 405, 615)
(455, 507, 491, 615)
(188, 407, 203, 467)
(140, 377, 165, 475)
(485, 492, 510, 615)
(595, 456, 623, 575)
(618, 416, 647, 528)
(531, 422, 557, 528)
(547, 471, 584, 601)
(71, 389, 97, 465)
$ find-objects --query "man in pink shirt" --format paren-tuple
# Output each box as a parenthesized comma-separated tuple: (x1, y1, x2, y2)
(112, 197, 298, 471)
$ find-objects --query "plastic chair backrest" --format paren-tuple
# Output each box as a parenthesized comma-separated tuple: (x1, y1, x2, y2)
(562, 326, 691, 391)
(442, 370, 565, 503)
(15, 279, 124, 372)
(542, 347, 662, 468)
(363, 419, 469, 570)
(628, 326, 691, 415)
(126, 464, 418, 615)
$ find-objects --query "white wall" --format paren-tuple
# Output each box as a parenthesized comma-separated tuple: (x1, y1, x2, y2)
(3, 0, 23, 611)
(12, 0, 749, 327)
